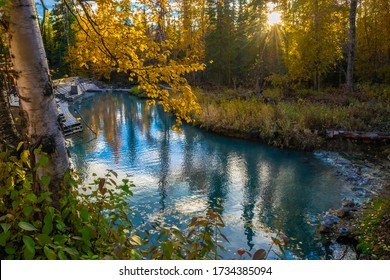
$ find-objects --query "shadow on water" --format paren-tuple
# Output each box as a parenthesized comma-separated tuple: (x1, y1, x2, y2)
(68, 92, 353, 259)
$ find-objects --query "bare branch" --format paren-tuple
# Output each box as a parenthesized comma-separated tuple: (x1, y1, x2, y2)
(39, 0, 48, 35)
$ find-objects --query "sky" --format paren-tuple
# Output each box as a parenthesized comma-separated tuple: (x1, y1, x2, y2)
(36, 0, 56, 9)
(35, 0, 56, 17)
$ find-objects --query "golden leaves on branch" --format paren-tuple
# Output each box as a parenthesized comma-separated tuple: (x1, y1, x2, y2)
(67, 0, 205, 131)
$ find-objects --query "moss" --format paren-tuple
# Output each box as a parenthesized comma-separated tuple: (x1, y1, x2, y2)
(355, 191, 390, 259)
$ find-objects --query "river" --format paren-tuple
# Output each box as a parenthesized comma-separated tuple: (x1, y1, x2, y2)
(67, 92, 353, 259)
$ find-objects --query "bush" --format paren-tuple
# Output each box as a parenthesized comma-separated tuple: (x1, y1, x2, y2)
(196, 86, 390, 150)
(355, 194, 390, 259)
(0, 145, 227, 260)
(128, 86, 141, 96)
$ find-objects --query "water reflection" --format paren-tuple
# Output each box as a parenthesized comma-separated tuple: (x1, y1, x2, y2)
(68, 92, 351, 259)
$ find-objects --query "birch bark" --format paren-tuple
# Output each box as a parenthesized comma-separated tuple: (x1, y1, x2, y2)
(8, 0, 69, 203)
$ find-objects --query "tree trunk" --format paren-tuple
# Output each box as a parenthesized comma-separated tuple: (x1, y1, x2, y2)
(326, 130, 390, 143)
(346, 0, 357, 92)
(0, 90, 20, 148)
(7, 0, 69, 204)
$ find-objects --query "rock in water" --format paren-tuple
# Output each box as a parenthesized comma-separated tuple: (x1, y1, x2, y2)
(320, 212, 339, 233)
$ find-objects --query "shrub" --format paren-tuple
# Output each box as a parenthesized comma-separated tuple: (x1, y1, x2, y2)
(129, 86, 141, 96)
(0, 145, 227, 260)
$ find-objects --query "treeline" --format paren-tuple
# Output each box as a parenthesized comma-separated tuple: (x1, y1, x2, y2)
(38, 0, 389, 90)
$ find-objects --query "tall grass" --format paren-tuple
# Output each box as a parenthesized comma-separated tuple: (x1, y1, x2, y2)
(195, 87, 390, 150)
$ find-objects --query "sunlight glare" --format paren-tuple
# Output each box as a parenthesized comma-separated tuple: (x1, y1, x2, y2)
(267, 2, 282, 26)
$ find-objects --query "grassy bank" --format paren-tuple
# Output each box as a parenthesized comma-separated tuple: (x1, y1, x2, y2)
(355, 184, 390, 259)
(194, 86, 390, 152)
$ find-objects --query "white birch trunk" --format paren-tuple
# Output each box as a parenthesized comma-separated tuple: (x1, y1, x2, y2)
(8, 0, 69, 202)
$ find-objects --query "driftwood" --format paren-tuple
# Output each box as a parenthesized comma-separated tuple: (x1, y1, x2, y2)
(326, 130, 390, 142)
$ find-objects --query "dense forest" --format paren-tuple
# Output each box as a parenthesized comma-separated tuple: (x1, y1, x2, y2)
(0, 0, 389, 261)
(36, 0, 390, 89)
(36, 0, 390, 148)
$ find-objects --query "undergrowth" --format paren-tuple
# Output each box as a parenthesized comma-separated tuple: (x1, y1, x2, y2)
(195, 86, 390, 150)
(0, 144, 288, 260)
(355, 187, 390, 259)
(0, 145, 228, 260)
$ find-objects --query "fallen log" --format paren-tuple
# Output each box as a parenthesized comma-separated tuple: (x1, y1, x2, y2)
(325, 130, 390, 142)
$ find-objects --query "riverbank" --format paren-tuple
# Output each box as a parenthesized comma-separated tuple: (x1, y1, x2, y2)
(314, 152, 390, 259)
(194, 87, 390, 154)
(192, 86, 390, 259)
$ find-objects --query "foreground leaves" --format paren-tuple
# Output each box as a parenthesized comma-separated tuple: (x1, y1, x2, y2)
(0, 146, 227, 260)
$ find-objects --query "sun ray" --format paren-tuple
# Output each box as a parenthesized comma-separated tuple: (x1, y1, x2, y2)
(267, 2, 282, 26)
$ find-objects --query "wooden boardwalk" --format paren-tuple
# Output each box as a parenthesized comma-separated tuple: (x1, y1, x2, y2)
(53, 76, 102, 101)
(57, 101, 83, 136)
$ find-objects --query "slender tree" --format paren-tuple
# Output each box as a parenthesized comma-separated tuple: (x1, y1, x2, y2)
(282, 0, 345, 90)
(346, 0, 357, 92)
(6, 0, 69, 203)
(355, 0, 390, 83)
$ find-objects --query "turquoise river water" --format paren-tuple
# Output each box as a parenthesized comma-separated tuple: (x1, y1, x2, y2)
(68, 92, 353, 259)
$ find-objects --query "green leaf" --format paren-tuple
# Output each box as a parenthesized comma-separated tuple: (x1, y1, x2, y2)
(1, 223, 11, 233)
(129, 249, 143, 260)
(44, 246, 57, 260)
(22, 205, 33, 217)
(0, 232, 11, 246)
(80, 228, 91, 247)
(161, 242, 173, 258)
(55, 220, 66, 231)
(42, 222, 53, 235)
(18, 221, 38, 231)
(44, 212, 53, 224)
(25, 193, 38, 203)
(58, 250, 67, 260)
(37, 192, 51, 203)
(64, 247, 79, 257)
(12, 201, 19, 210)
(38, 156, 49, 166)
(23, 235, 35, 259)
(40, 176, 51, 187)
(80, 207, 89, 222)
(37, 233, 52, 246)
(5, 246, 16, 255)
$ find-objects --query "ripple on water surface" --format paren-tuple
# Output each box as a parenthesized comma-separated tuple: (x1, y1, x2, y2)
(68, 92, 353, 259)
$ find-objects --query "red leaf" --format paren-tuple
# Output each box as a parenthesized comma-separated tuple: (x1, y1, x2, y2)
(280, 234, 289, 246)
(237, 249, 245, 256)
(253, 249, 267, 260)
